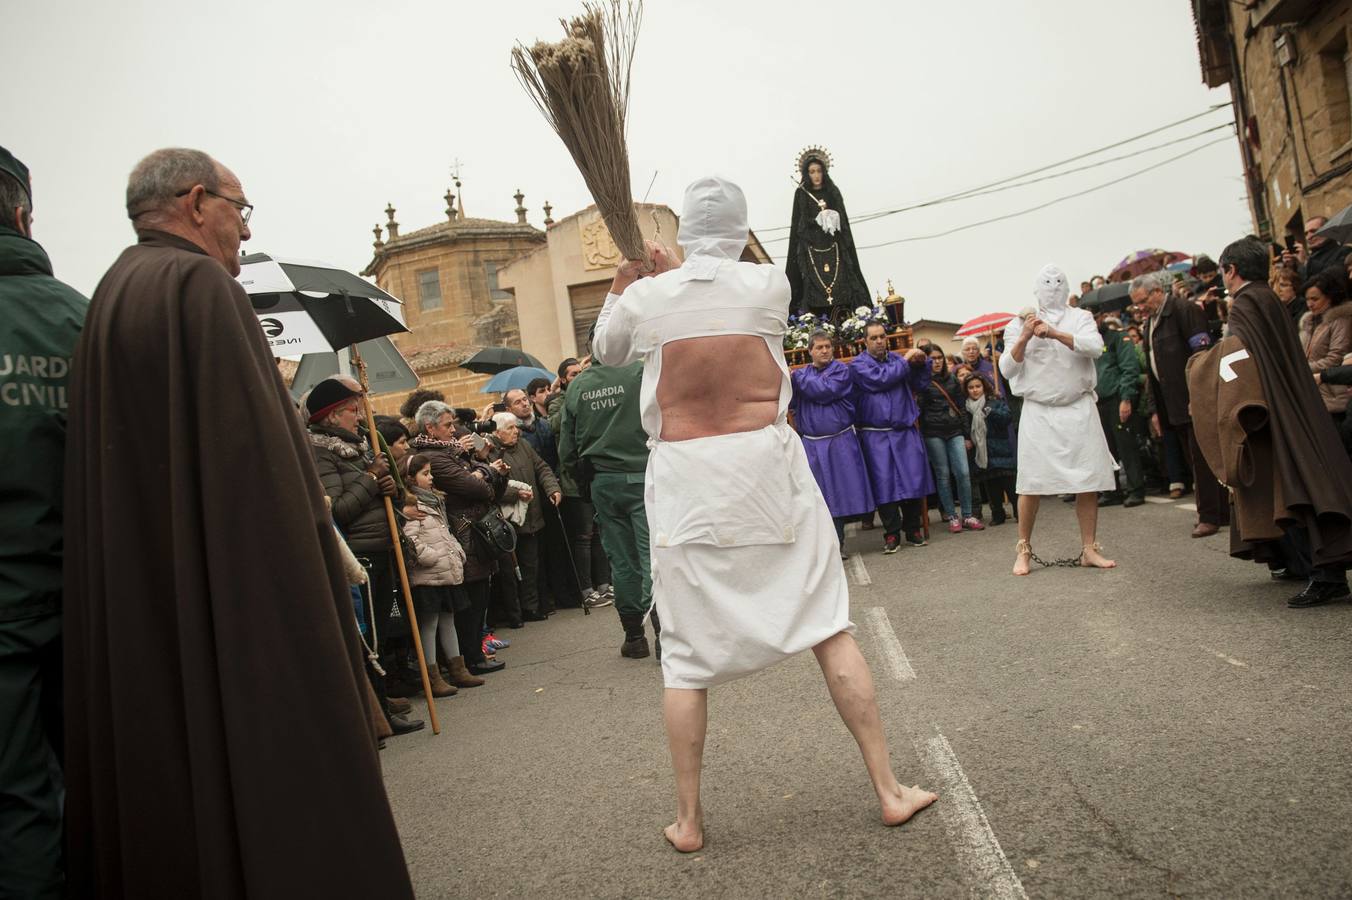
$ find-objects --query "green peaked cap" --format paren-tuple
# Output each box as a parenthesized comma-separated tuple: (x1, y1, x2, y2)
(0, 145, 33, 206)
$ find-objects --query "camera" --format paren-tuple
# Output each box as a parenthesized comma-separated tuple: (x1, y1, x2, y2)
(454, 407, 497, 435)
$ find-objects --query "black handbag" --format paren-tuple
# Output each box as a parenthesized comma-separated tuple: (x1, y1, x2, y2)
(470, 507, 517, 555)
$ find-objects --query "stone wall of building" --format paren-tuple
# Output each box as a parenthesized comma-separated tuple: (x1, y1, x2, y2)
(372, 230, 541, 355)
(1207, 3, 1352, 237)
(369, 364, 492, 419)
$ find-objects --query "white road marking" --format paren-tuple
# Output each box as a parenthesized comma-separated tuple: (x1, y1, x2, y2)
(1144, 496, 1174, 505)
(1201, 646, 1249, 668)
(1177, 502, 1197, 512)
(865, 606, 1027, 899)
(863, 607, 914, 681)
(848, 554, 873, 586)
(922, 732, 1030, 900)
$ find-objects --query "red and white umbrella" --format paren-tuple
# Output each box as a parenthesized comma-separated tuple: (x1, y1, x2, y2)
(954, 312, 1016, 338)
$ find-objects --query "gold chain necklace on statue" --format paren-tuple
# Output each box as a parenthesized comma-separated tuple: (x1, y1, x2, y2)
(807, 242, 840, 301)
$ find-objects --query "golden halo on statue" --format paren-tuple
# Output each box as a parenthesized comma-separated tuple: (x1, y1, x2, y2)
(794, 145, 834, 180)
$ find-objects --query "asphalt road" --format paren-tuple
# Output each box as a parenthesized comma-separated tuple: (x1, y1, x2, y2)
(380, 497, 1352, 898)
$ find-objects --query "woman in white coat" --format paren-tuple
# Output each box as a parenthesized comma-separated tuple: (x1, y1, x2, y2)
(999, 264, 1118, 576)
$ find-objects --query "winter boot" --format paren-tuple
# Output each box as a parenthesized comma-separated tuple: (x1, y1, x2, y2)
(427, 661, 459, 698)
(649, 607, 662, 662)
(448, 655, 485, 688)
(619, 613, 650, 659)
(367, 678, 394, 740)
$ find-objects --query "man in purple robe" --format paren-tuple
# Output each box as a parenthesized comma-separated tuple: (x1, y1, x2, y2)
(851, 322, 935, 553)
(791, 331, 876, 560)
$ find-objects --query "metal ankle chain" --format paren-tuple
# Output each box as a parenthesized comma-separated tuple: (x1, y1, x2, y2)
(1017, 540, 1087, 569)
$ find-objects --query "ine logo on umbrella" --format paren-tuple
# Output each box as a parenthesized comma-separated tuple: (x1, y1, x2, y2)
(260, 318, 284, 338)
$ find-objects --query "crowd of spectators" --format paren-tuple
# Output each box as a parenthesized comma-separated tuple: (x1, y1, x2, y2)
(302, 363, 619, 740)
(808, 220, 1352, 555)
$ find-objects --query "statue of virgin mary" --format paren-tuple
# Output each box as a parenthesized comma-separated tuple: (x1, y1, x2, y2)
(785, 147, 870, 321)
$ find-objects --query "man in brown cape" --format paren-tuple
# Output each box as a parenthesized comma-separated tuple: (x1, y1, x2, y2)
(63, 148, 414, 896)
(1209, 235, 1352, 607)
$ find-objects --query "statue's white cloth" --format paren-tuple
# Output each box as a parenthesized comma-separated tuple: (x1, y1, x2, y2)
(593, 176, 853, 689)
(999, 264, 1117, 496)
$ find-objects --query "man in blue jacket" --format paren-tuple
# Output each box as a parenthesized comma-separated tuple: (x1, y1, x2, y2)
(0, 145, 88, 898)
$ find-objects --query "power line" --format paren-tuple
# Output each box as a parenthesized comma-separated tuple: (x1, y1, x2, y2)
(848, 136, 1232, 251)
(755, 104, 1231, 233)
(851, 122, 1234, 222)
(759, 121, 1235, 244)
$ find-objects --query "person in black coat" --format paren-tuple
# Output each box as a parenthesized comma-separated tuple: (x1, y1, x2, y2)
(961, 374, 1017, 525)
(409, 400, 509, 675)
(1134, 271, 1230, 537)
(919, 349, 983, 532)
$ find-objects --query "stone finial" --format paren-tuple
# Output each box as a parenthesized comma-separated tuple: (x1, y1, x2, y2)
(514, 189, 527, 224)
(543, 201, 554, 227)
(444, 190, 457, 222)
(373, 224, 384, 249)
(384, 203, 399, 239)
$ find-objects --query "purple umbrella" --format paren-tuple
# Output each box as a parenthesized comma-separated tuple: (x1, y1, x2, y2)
(1109, 248, 1189, 282)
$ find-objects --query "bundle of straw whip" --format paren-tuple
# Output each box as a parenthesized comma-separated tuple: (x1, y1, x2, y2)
(511, 1, 646, 262)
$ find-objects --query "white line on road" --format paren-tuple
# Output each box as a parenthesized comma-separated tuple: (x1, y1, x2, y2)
(863, 607, 914, 681)
(922, 732, 1030, 900)
(1201, 646, 1249, 668)
(1144, 496, 1174, 505)
(865, 607, 1027, 899)
(1178, 502, 1197, 512)
(848, 554, 873, 586)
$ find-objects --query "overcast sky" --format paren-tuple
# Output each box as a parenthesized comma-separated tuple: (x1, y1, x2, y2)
(7, 0, 1248, 329)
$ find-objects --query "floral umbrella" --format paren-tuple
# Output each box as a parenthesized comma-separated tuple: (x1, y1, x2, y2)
(1108, 248, 1189, 282)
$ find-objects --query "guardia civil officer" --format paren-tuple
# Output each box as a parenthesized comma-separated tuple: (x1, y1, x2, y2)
(0, 145, 88, 897)
(557, 346, 656, 658)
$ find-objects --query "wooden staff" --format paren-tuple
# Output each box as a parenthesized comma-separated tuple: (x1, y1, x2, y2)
(990, 327, 1004, 398)
(352, 344, 440, 735)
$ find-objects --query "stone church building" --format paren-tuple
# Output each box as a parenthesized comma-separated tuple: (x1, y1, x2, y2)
(362, 181, 770, 414)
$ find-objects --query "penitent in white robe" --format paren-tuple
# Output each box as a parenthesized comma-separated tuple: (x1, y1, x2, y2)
(999, 264, 1117, 496)
(593, 175, 853, 690)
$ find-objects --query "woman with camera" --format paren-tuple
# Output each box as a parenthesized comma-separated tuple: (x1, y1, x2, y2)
(409, 400, 509, 677)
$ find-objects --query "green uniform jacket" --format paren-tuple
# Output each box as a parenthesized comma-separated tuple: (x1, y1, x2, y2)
(559, 361, 648, 478)
(0, 226, 88, 622)
(547, 390, 580, 497)
(1094, 326, 1140, 404)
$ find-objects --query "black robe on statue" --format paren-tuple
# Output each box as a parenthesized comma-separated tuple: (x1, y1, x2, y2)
(1225, 280, 1352, 568)
(63, 231, 413, 898)
(786, 157, 870, 320)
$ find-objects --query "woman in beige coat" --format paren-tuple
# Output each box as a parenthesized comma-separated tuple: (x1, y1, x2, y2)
(402, 454, 472, 696)
(1301, 269, 1352, 421)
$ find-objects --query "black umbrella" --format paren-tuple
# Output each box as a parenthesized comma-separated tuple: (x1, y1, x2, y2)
(1078, 282, 1132, 315)
(1315, 202, 1352, 245)
(238, 252, 408, 355)
(460, 346, 548, 375)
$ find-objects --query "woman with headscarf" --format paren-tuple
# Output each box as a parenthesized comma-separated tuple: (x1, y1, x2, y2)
(999, 264, 1118, 575)
(785, 151, 870, 322)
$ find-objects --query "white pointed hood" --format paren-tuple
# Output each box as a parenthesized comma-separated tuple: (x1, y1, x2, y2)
(676, 175, 748, 281)
(1033, 263, 1070, 325)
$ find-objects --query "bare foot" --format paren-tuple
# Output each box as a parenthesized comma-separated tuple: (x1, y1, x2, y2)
(1080, 544, 1116, 569)
(1012, 540, 1032, 577)
(664, 820, 704, 853)
(881, 783, 939, 826)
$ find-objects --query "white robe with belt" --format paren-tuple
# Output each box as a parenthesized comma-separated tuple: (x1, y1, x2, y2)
(593, 176, 853, 690)
(999, 267, 1117, 496)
